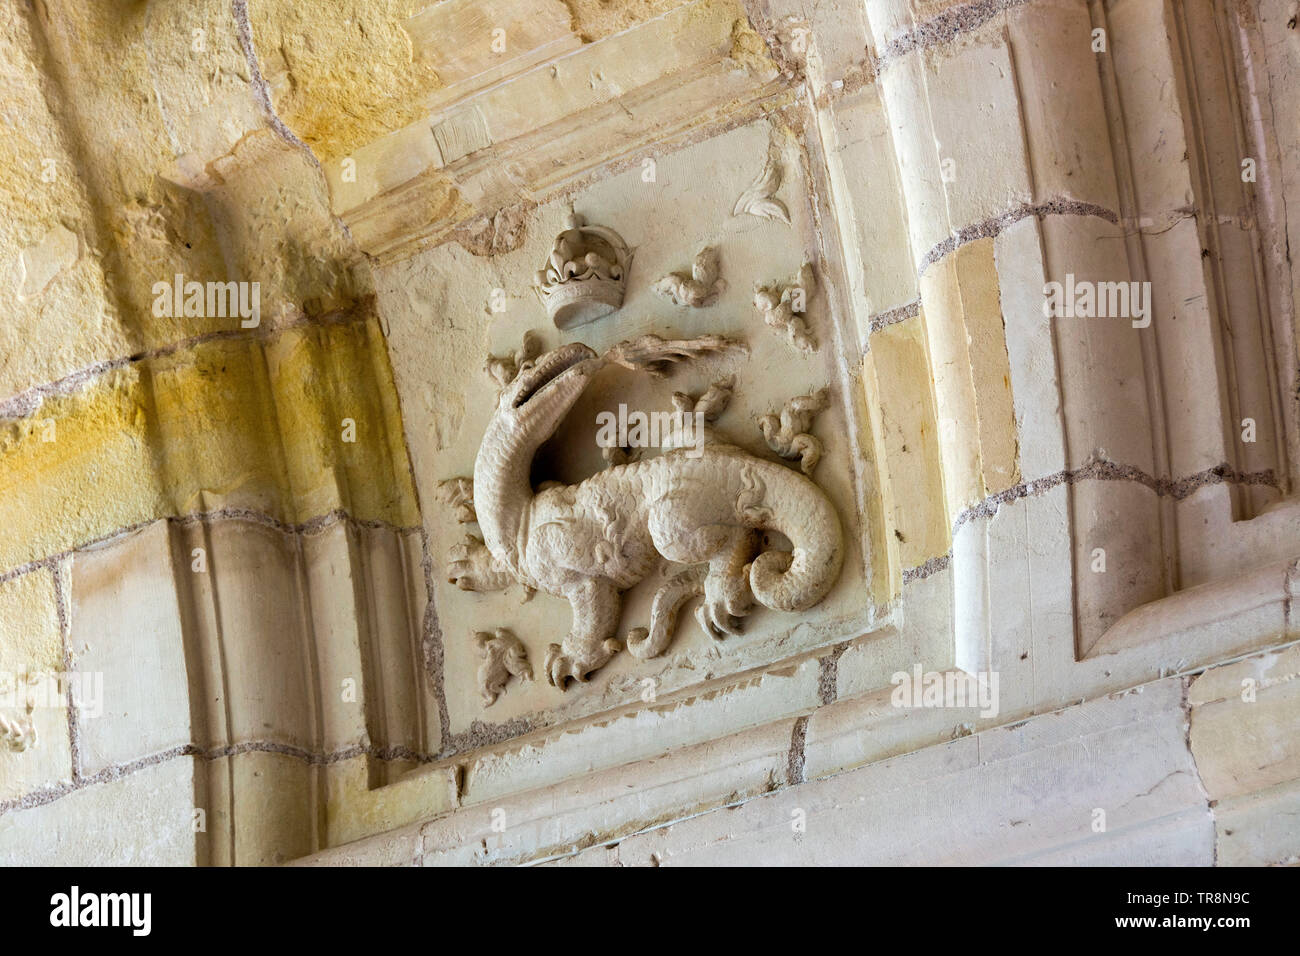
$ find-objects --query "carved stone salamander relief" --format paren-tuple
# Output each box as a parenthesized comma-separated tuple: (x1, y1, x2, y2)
(446, 334, 844, 690)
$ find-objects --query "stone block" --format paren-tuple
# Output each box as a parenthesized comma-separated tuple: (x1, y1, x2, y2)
(70, 522, 190, 775)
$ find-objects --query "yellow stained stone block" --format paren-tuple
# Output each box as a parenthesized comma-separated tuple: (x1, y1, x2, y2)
(863, 313, 950, 593)
(860, 353, 900, 600)
(918, 238, 1020, 517)
(959, 242, 1020, 495)
(266, 319, 422, 526)
(247, 0, 445, 164)
(324, 756, 453, 849)
(0, 365, 165, 573)
(149, 338, 290, 521)
(565, 0, 691, 43)
(0, 317, 419, 575)
(0, 569, 62, 674)
(0, 2, 126, 399)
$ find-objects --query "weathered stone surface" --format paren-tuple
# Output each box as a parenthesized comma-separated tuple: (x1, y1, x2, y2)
(0, 757, 197, 866)
(554, 679, 1213, 866)
(70, 521, 190, 775)
(2, 0, 1299, 867)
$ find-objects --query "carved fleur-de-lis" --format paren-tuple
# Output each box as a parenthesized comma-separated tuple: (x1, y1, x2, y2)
(654, 246, 726, 307)
(758, 388, 830, 475)
(485, 329, 543, 387)
(474, 628, 532, 707)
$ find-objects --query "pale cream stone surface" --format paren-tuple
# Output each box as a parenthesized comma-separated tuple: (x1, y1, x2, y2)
(831, 564, 953, 703)
(352, 525, 442, 765)
(876, 51, 950, 264)
(296, 717, 795, 867)
(426, 719, 796, 866)
(1188, 644, 1300, 865)
(460, 655, 822, 806)
(797, 0, 873, 98)
(1255, 0, 1300, 482)
(1143, 218, 1234, 480)
(301, 524, 373, 754)
(1213, 780, 1300, 867)
(1040, 214, 1154, 471)
(803, 680, 980, 783)
(70, 522, 191, 775)
(0, 757, 197, 866)
(862, 0, 915, 48)
(304, 648, 1300, 867)
(200, 519, 317, 749)
(1188, 644, 1300, 802)
(1005, 0, 1121, 212)
(1105, 0, 1197, 215)
(817, 86, 918, 328)
(979, 489, 1066, 717)
(923, 38, 1033, 231)
(552, 678, 1213, 866)
(993, 218, 1067, 481)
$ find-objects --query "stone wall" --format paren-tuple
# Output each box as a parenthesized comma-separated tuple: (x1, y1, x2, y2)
(1, 0, 1298, 866)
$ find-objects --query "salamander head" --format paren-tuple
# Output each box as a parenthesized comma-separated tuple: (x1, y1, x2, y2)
(492, 342, 602, 448)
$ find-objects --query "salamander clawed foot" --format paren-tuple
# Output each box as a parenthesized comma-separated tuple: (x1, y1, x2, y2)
(545, 638, 621, 690)
(695, 598, 744, 639)
(447, 536, 513, 592)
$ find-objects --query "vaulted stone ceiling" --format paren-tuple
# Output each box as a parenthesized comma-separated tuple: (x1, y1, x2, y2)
(1, 0, 1299, 866)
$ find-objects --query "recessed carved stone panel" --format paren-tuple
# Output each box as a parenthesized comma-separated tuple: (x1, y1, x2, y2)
(379, 117, 874, 745)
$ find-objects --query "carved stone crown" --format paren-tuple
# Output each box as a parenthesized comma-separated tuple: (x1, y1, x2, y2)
(534, 212, 632, 330)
